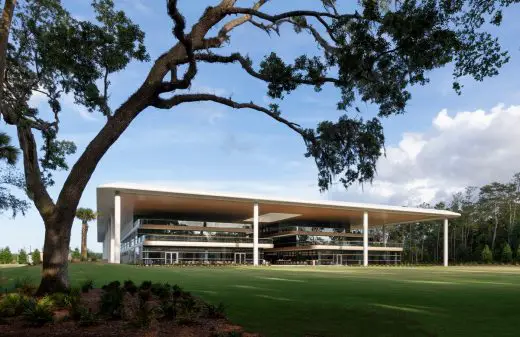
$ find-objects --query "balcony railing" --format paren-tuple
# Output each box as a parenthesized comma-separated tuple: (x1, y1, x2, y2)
(295, 240, 403, 248)
(143, 234, 273, 245)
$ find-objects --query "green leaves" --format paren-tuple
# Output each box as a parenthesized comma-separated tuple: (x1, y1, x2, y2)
(304, 116, 384, 191)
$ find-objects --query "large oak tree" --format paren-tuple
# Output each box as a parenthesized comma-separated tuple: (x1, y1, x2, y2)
(0, 0, 514, 293)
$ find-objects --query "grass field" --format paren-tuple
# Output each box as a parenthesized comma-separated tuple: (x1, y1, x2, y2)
(1, 264, 520, 336)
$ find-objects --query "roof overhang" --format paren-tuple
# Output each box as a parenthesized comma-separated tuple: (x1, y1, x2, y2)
(96, 183, 460, 242)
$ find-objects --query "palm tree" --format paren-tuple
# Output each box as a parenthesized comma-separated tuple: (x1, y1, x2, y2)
(0, 132, 19, 165)
(75, 208, 97, 260)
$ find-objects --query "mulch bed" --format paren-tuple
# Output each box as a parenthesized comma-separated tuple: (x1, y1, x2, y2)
(0, 288, 259, 337)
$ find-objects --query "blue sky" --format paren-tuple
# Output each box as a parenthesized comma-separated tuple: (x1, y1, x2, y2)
(2, 0, 520, 253)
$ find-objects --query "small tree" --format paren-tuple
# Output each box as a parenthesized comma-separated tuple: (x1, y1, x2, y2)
(18, 249, 28, 264)
(502, 244, 513, 263)
(481, 245, 493, 264)
(32, 249, 41, 265)
(0, 246, 13, 264)
(75, 208, 97, 261)
(71, 247, 81, 260)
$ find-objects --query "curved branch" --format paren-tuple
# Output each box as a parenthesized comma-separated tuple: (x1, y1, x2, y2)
(192, 52, 340, 86)
(166, 0, 196, 89)
(152, 93, 306, 137)
(16, 125, 55, 220)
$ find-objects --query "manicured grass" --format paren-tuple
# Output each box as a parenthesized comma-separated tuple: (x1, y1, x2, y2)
(2, 264, 520, 336)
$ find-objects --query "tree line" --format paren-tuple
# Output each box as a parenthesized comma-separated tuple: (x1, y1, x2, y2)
(388, 172, 520, 264)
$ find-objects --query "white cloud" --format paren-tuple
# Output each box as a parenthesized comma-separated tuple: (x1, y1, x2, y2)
(334, 103, 520, 206)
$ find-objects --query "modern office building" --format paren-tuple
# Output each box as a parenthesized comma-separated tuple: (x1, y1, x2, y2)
(97, 183, 460, 266)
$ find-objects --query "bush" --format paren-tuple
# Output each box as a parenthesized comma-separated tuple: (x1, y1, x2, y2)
(49, 292, 68, 309)
(139, 280, 152, 291)
(481, 245, 493, 263)
(123, 280, 138, 295)
(151, 282, 171, 299)
(81, 279, 94, 293)
(0, 293, 30, 317)
(100, 282, 124, 318)
(0, 247, 13, 264)
(65, 288, 82, 320)
(502, 243, 513, 263)
(31, 249, 41, 265)
(22, 298, 54, 326)
(204, 302, 226, 319)
(516, 245, 520, 263)
(18, 249, 28, 265)
(132, 292, 161, 328)
(77, 306, 98, 327)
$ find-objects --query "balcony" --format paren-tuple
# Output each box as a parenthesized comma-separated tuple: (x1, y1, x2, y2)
(143, 234, 273, 245)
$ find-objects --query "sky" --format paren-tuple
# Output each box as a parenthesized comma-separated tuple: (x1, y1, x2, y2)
(2, 0, 520, 253)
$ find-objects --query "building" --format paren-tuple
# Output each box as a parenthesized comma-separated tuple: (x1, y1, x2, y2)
(97, 183, 460, 266)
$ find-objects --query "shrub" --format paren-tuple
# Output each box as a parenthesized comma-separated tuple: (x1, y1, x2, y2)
(0, 293, 30, 317)
(204, 302, 226, 319)
(139, 280, 152, 291)
(481, 245, 493, 263)
(123, 280, 138, 295)
(77, 306, 97, 327)
(18, 249, 28, 265)
(31, 249, 41, 265)
(49, 292, 68, 309)
(81, 279, 94, 293)
(13, 277, 36, 296)
(100, 282, 124, 319)
(502, 243, 513, 263)
(65, 288, 82, 320)
(151, 282, 171, 299)
(22, 298, 54, 326)
(132, 292, 161, 328)
(516, 245, 520, 263)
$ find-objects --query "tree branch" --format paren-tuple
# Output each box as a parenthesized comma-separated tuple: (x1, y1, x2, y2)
(152, 93, 306, 136)
(16, 125, 55, 220)
(192, 52, 340, 86)
(165, 0, 196, 90)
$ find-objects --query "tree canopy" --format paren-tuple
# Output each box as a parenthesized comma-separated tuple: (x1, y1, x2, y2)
(0, 0, 517, 292)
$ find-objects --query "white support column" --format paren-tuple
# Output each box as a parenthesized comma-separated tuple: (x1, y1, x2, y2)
(363, 211, 368, 267)
(114, 192, 121, 264)
(444, 218, 449, 267)
(253, 202, 259, 266)
(109, 217, 115, 263)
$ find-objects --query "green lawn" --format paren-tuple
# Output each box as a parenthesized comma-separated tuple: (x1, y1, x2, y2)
(1, 264, 520, 336)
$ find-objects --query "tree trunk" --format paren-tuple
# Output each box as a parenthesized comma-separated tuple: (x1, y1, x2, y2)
(37, 220, 72, 295)
(81, 221, 88, 260)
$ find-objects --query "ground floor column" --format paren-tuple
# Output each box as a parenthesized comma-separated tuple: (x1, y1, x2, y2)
(444, 218, 449, 267)
(114, 192, 121, 264)
(253, 202, 259, 266)
(363, 211, 368, 267)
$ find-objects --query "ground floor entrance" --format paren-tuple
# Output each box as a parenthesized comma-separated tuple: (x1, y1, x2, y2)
(165, 252, 178, 264)
(234, 252, 247, 264)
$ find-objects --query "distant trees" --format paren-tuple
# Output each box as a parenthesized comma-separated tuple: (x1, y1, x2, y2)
(71, 247, 81, 260)
(0, 246, 13, 263)
(389, 172, 520, 264)
(481, 245, 493, 264)
(18, 249, 27, 264)
(31, 249, 41, 265)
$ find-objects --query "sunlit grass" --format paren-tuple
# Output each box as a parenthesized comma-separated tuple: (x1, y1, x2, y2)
(1, 264, 519, 336)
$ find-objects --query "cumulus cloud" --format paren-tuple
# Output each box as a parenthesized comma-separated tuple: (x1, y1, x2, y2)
(334, 103, 520, 206)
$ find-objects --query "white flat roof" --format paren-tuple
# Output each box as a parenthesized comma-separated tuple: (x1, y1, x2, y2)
(96, 182, 460, 241)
